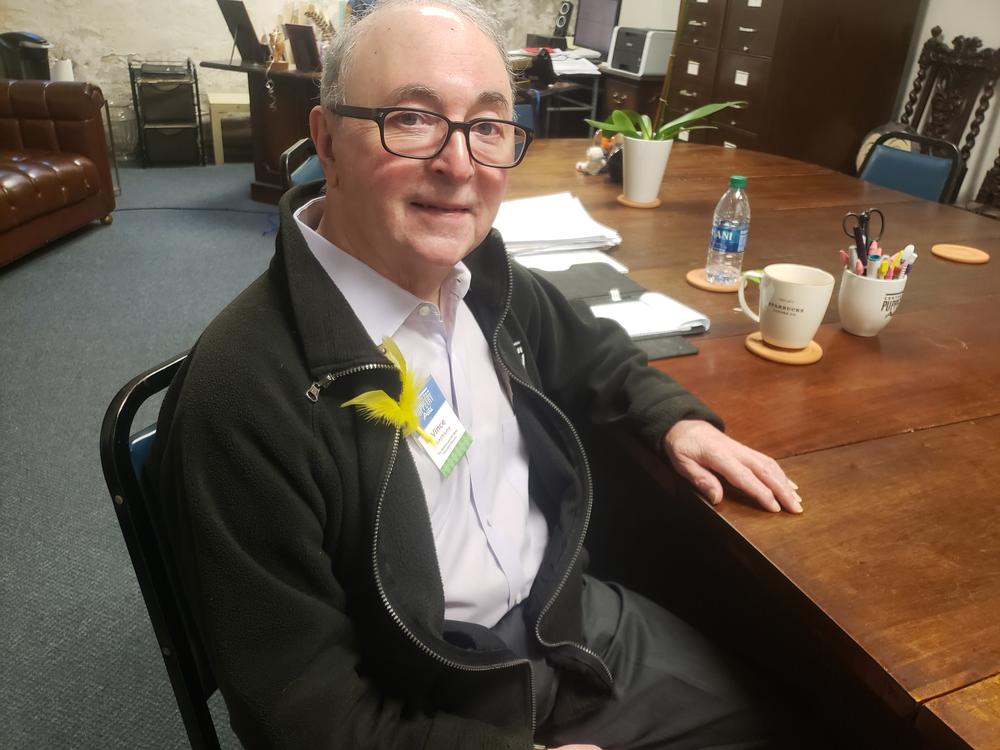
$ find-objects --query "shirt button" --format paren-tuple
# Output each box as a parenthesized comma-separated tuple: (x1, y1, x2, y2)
(418, 305, 432, 317)
(514, 593, 523, 604)
(485, 517, 494, 528)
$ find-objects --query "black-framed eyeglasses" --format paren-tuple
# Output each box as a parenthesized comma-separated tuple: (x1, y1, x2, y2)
(331, 104, 533, 168)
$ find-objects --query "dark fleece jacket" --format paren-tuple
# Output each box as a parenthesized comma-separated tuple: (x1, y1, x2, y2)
(150, 181, 722, 749)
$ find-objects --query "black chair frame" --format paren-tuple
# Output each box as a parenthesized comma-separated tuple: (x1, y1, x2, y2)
(100, 352, 221, 750)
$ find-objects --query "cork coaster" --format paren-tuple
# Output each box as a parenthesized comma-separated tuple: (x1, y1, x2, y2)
(686, 267, 739, 293)
(744, 332, 823, 365)
(930, 243, 990, 264)
(617, 194, 661, 209)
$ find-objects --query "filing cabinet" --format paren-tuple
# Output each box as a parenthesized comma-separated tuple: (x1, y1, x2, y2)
(602, 69, 666, 122)
(663, 0, 922, 174)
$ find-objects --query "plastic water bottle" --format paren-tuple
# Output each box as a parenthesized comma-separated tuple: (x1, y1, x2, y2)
(704, 175, 750, 285)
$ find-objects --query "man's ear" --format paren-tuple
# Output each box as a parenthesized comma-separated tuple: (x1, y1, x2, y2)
(309, 105, 338, 188)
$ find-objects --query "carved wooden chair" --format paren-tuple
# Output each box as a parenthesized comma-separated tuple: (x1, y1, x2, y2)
(897, 27, 1000, 200)
(967, 147, 1000, 219)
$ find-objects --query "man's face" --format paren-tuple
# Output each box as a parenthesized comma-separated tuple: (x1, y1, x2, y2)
(313, 5, 512, 297)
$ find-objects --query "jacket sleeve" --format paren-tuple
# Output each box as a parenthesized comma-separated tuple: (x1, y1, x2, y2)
(511, 265, 724, 453)
(151, 351, 531, 750)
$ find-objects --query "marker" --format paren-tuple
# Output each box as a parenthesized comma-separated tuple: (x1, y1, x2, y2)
(839, 249, 850, 269)
(878, 257, 889, 279)
(865, 253, 880, 277)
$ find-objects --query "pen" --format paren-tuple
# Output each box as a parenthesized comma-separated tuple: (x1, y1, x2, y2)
(865, 253, 880, 277)
(839, 249, 850, 269)
(878, 258, 889, 279)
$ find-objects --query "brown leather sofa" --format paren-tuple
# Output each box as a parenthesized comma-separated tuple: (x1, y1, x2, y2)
(0, 79, 115, 267)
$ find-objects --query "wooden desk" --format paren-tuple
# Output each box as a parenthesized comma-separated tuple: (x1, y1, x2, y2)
(201, 61, 320, 203)
(508, 140, 1000, 747)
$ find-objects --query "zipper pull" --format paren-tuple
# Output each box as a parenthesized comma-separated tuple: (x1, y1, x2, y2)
(306, 373, 336, 402)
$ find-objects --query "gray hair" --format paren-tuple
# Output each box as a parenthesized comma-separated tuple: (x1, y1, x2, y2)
(320, 0, 514, 109)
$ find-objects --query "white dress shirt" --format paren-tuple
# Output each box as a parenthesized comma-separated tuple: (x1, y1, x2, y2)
(295, 197, 549, 627)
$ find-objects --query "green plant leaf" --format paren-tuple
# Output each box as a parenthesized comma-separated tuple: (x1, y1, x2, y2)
(584, 109, 642, 139)
(639, 113, 653, 140)
(656, 101, 746, 139)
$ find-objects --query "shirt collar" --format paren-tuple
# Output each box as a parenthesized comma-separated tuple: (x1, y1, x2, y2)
(293, 196, 471, 344)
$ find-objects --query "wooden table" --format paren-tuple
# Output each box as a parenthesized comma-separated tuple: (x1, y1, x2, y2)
(201, 61, 320, 203)
(508, 140, 1000, 748)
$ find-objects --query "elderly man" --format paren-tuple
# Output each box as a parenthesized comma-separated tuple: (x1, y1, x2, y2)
(152, 1, 802, 748)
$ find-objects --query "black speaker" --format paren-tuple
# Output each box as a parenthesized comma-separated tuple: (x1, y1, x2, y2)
(553, 1, 573, 37)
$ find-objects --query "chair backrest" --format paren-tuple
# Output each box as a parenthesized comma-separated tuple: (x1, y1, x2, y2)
(899, 27, 1000, 168)
(99, 352, 221, 750)
(279, 136, 322, 191)
(973, 145, 1000, 213)
(859, 131, 962, 203)
(514, 102, 535, 132)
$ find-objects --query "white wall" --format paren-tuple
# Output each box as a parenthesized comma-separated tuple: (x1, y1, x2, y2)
(0, 0, 559, 112)
(896, 0, 1000, 203)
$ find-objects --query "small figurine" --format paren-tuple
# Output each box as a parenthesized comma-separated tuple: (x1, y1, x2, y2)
(575, 145, 606, 175)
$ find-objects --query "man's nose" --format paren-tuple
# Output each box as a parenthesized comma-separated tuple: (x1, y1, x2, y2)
(431, 128, 476, 179)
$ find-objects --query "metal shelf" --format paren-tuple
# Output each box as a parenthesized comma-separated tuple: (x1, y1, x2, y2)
(128, 58, 205, 166)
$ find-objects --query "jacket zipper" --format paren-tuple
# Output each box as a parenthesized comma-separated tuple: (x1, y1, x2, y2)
(306, 362, 538, 732)
(491, 258, 614, 685)
(305, 362, 394, 402)
(371, 430, 538, 732)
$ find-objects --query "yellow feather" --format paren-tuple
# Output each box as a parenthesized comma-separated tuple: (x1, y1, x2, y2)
(341, 336, 435, 444)
(340, 390, 408, 429)
(379, 336, 407, 380)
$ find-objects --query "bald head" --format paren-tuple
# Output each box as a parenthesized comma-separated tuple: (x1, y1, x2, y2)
(320, 0, 514, 110)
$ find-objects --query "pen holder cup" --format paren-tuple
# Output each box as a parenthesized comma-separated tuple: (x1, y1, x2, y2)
(838, 270, 907, 337)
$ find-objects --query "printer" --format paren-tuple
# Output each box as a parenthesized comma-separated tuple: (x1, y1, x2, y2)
(606, 27, 674, 78)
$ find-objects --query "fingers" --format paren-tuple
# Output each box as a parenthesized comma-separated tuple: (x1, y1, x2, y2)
(672, 454, 724, 505)
(716, 448, 803, 514)
(663, 420, 802, 514)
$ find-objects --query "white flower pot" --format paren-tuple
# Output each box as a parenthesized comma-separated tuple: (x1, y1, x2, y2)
(622, 136, 673, 206)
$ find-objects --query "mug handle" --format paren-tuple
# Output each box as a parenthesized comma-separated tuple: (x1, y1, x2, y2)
(738, 270, 763, 323)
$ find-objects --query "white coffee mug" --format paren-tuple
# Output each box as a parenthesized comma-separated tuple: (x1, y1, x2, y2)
(738, 264, 835, 349)
(838, 270, 907, 337)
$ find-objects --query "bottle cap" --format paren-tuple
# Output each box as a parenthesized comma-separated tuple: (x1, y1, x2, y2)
(729, 175, 747, 189)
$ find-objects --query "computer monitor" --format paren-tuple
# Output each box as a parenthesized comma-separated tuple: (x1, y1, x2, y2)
(217, 0, 270, 64)
(573, 0, 621, 59)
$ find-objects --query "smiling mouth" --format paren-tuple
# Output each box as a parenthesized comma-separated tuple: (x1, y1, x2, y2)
(412, 201, 471, 215)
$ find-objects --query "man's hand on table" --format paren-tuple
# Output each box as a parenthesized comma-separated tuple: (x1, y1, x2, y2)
(663, 420, 803, 514)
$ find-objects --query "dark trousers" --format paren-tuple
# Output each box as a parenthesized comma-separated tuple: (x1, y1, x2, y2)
(493, 576, 784, 750)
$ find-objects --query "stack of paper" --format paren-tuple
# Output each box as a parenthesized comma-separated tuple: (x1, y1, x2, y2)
(494, 192, 622, 255)
(551, 55, 601, 76)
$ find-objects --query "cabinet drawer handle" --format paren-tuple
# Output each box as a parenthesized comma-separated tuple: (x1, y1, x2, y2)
(611, 92, 628, 104)
(738, 26, 757, 33)
(688, 19, 707, 27)
(679, 89, 697, 98)
(742, 45, 750, 51)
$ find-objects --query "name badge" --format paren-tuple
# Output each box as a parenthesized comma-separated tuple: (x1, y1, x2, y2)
(415, 377, 472, 477)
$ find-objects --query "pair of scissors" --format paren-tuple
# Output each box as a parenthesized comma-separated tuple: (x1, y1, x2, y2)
(842, 208, 885, 250)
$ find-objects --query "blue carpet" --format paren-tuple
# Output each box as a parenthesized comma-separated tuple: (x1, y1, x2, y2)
(0, 163, 273, 749)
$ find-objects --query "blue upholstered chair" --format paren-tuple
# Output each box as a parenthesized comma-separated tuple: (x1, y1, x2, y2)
(280, 137, 323, 191)
(100, 353, 222, 750)
(859, 131, 962, 203)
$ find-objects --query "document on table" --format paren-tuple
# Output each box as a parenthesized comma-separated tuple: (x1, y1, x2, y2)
(513, 249, 628, 274)
(589, 292, 710, 337)
(551, 55, 601, 76)
(495, 192, 622, 254)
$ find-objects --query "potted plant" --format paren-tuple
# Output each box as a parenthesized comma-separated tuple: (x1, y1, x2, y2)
(586, 101, 745, 207)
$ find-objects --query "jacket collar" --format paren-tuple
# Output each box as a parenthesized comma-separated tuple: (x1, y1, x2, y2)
(275, 182, 512, 379)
